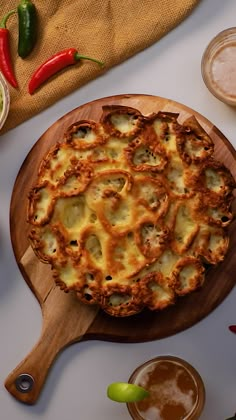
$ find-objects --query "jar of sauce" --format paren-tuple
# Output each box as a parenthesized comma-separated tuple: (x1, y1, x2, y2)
(201, 27, 236, 105)
(0, 71, 10, 130)
(127, 356, 205, 420)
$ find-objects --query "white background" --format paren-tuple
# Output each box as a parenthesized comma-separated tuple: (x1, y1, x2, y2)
(0, 0, 236, 419)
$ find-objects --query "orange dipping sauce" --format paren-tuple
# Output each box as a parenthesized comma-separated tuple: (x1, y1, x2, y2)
(127, 356, 205, 420)
(202, 27, 236, 105)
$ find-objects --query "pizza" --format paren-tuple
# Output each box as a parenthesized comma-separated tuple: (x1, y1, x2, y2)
(27, 105, 235, 316)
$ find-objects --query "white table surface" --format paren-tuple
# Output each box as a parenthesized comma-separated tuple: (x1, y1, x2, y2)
(1, 1, 236, 419)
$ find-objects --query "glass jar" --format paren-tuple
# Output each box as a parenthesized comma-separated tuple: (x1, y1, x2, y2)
(201, 27, 236, 106)
(127, 356, 205, 420)
(0, 72, 10, 130)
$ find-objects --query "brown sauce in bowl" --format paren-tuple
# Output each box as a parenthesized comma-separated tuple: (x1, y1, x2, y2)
(202, 27, 236, 105)
(210, 43, 236, 99)
(127, 356, 205, 420)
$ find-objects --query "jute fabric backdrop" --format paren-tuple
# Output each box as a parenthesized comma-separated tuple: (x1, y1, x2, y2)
(1, 0, 200, 133)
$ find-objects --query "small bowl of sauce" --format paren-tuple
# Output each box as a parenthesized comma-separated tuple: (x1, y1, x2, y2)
(127, 356, 205, 420)
(0, 72, 10, 130)
(201, 27, 236, 105)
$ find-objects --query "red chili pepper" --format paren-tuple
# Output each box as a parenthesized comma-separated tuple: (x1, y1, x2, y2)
(229, 325, 236, 334)
(28, 48, 104, 94)
(0, 10, 18, 88)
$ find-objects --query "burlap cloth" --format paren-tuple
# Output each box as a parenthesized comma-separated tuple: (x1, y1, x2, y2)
(1, 0, 200, 134)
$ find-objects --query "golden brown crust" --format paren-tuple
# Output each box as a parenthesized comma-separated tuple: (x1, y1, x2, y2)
(195, 199, 233, 228)
(177, 116, 214, 164)
(170, 257, 205, 296)
(128, 175, 170, 226)
(136, 222, 170, 259)
(101, 283, 143, 317)
(75, 269, 103, 305)
(55, 161, 94, 197)
(170, 201, 200, 255)
(192, 158, 236, 204)
(125, 129, 168, 173)
(27, 181, 56, 226)
(27, 105, 235, 317)
(140, 272, 175, 310)
(64, 120, 107, 150)
(192, 227, 229, 264)
(163, 158, 194, 199)
(101, 105, 143, 139)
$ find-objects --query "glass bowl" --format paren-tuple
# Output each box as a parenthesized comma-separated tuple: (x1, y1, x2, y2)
(201, 27, 236, 106)
(127, 356, 205, 420)
(0, 72, 10, 130)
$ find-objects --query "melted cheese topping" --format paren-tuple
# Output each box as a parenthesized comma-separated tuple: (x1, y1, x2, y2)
(133, 146, 162, 166)
(33, 187, 52, 223)
(179, 265, 197, 282)
(58, 262, 79, 287)
(73, 127, 96, 142)
(174, 205, 198, 253)
(109, 293, 131, 306)
(53, 196, 85, 229)
(167, 160, 186, 195)
(153, 119, 177, 152)
(205, 168, 223, 192)
(39, 228, 58, 256)
(27, 106, 234, 317)
(111, 113, 137, 133)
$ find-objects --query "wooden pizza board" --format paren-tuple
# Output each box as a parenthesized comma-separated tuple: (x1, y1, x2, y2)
(5, 94, 236, 404)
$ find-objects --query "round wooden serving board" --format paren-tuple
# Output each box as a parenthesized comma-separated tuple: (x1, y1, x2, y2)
(5, 94, 236, 405)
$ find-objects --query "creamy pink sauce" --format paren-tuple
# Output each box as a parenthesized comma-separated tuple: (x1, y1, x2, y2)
(210, 42, 236, 97)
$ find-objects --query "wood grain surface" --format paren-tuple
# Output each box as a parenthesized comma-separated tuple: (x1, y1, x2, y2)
(5, 94, 236, 404)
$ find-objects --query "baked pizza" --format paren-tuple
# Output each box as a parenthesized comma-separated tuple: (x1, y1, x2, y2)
(27, 105, 235, 316)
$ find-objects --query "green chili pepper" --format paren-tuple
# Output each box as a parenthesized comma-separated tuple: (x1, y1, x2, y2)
(17, 0, 37, 58)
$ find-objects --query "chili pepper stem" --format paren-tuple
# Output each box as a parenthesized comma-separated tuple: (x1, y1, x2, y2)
(0, 10, 16, 28)
(74, 52, 104, 67)
(28, 48, 105, 94)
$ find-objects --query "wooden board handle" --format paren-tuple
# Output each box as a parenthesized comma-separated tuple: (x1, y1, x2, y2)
(4, 287, 99, 404)
(4, 325, 63, 404)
